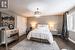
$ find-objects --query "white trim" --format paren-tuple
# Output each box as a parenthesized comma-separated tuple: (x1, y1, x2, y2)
(68, 37, 75, 44)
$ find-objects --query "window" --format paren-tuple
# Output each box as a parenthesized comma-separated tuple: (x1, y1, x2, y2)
(67, 12, 75, 31)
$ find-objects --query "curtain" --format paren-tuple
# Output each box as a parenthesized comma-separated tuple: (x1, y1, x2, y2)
(61, 12, 69, 39)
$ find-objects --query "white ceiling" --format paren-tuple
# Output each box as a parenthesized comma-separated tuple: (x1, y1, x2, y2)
(1, 0, 75, 17)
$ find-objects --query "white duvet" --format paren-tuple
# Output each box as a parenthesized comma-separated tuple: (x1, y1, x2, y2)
(27, 28, 54, 44)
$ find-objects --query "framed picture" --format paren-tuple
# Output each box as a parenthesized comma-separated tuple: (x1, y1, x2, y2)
(0, 0, 8, 8)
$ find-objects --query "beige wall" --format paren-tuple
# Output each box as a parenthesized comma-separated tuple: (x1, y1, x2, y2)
(27, 15, 63, 33)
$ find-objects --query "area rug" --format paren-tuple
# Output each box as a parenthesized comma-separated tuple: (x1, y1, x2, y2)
(10, 39, 60, 50)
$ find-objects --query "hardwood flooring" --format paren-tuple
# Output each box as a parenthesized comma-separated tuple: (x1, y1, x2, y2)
(0, 35, 75, 50)
(54, 36, 75, 50)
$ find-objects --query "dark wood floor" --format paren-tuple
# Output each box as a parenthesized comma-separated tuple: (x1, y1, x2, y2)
(54, 36, 75, 50)
(0, 35, 75, 50)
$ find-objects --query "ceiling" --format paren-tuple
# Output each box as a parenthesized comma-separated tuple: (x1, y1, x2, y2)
(0, 0, 75, 17)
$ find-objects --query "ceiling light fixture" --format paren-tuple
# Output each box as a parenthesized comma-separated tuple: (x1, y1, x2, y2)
(34, 8, 41, 18)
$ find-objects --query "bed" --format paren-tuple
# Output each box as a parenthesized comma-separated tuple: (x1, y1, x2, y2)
(27, 24, 54, 44)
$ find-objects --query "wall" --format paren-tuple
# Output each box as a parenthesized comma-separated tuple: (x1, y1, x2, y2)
(27, 15, 63, 34)
(16, 16, 27, 36)
(69, 31, 75, 41)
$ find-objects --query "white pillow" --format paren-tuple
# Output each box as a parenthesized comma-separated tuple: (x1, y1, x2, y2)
(37, 24, 48, 28)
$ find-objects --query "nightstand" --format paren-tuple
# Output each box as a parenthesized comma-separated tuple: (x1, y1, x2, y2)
(50, 30, 60, 35)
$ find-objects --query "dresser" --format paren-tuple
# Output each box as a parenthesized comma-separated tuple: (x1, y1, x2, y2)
(0, 28, 19, 45)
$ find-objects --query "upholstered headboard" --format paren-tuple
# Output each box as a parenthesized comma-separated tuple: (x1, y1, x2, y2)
(37, 24, 49, 29)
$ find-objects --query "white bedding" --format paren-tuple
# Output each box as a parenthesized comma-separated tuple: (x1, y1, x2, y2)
(27, 25, 54, 43)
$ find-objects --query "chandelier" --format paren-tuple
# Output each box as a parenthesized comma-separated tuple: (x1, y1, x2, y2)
(34, 8, 41, 18)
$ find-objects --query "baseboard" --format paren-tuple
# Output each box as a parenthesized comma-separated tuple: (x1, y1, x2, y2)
(68, 37, 75, 44)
